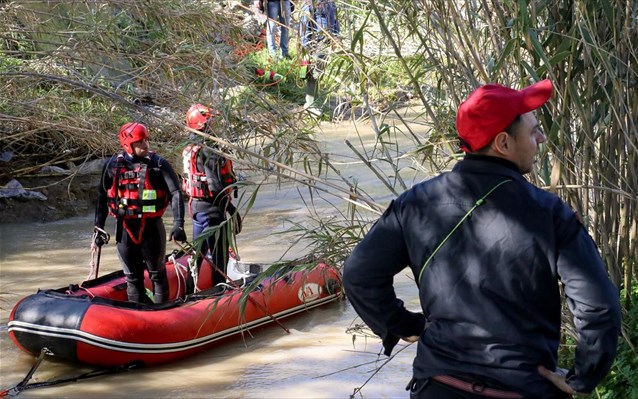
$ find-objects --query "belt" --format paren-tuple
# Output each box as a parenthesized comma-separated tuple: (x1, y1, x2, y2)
(432, 375, 524, 399)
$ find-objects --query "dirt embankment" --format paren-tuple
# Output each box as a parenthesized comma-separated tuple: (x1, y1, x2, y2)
(0, 174, 101, 224)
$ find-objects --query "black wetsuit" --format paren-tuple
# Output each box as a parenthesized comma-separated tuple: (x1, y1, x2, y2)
(95, 152, 185, 303)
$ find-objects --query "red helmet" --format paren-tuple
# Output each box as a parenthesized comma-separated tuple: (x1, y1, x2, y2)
(185, 104, 215, 131)
(119, 122, 148, 154)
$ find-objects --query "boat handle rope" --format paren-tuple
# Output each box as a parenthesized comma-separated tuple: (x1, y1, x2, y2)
(417, 179, 512, 285)
(175, 240, 291, 334)
(0, 348, 140, 398)
(72, 285, 97, 299)
(167, 251, 190, 298)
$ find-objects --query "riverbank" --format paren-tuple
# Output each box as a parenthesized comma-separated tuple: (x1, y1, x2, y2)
(0, 173, 100, 224)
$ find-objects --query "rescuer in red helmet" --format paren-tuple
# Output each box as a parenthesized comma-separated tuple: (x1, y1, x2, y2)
(94, 122, 187, 303)
(182, 104, 242, 291)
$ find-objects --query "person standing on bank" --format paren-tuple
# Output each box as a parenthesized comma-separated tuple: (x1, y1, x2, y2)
(299, 0, 340, 114)
(256, 0, 291, 59)
(343, 80, 621, 398)
(94, 122, 187, 304)
(183, 104, 242, 289)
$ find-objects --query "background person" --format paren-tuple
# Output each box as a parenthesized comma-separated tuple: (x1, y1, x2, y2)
(300, 0, 339, 47)
(343, 79, 621, 398)
(299, 0, 339, 114)
(94, 122, 187, 303)
(257, 0, 292, 59)
(183, 104, 242, 289)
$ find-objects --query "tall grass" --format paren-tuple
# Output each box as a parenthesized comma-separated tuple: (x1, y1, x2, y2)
(351, 0, 637, 299)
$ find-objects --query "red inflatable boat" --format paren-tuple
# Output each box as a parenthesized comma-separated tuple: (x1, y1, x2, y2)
(7, 253, 343, 368)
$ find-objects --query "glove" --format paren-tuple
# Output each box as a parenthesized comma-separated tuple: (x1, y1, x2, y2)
(383, 310, 426, 356)
(91, 226, 110, 249)
(382, 334, 400, 357)
(169, 225, 187, 242)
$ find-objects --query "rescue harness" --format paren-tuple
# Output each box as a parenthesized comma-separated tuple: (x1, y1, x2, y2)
(181, 144, 236, 200)
(106, 152, 169, 244)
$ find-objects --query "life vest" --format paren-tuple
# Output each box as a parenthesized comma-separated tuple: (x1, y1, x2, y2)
(182, 144, 236, 199)
(106, 152, 169, 220)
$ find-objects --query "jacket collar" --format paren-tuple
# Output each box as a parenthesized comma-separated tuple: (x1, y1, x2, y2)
(121, 151, 152, 164)
(454, 154, 526, 181)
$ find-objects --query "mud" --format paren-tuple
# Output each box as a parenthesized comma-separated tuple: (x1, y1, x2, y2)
(0, 174, 100, 224)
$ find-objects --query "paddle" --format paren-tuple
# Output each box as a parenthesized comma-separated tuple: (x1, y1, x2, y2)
(87, 227, 110, 280)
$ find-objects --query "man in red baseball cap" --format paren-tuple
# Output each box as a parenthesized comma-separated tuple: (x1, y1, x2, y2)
(456, 79, 553, 173)
(344, 80, 620, 398)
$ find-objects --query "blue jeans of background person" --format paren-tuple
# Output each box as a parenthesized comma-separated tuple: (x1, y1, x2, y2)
(193, 211, 229, 286)
(266, 0, 291, 57)
(316, 1, 339, 34)
(300, 2, 315, 48)
(300, 0, 339, 48)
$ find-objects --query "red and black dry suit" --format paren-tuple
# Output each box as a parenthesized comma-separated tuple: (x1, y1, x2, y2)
(95, 151, 185, 303)
(343, 155, 621, 398)
(182, 140, 238, 288)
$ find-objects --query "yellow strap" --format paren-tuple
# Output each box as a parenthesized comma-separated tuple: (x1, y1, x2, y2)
(417, 179, 512, 284)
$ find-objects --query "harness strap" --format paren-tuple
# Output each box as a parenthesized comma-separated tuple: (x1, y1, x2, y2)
(119, 197, 163, 207)
(122, 170, 139, 179)
(417, 179, 512, 284)
(123, 218, 146, 245)
(114, 156, 124, 243)
(119, 160, 154, 244)
(137, 162, 148, 211)
(120, 183, 139, 190)
(190, 180, 209, 188)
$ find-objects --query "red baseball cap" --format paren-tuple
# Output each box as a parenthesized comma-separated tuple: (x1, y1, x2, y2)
(456, 79, 553, 152)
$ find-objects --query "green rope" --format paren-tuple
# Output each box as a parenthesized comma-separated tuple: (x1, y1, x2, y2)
(417, 179, 512, 284)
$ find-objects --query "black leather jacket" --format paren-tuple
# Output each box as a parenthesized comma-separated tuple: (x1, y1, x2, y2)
(343, 155, 621, 397)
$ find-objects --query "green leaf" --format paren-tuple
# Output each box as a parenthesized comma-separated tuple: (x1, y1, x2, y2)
(526, 28, 552, 78)
(517, 0, 529, 29)
(547, 51, 572, 67)
(492, 38, 517, 77)
(599, 0, 615, 28)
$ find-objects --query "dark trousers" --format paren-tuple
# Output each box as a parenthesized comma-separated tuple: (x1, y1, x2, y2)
(193, 211, 229, 286)
(117, 218, 168, 303)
